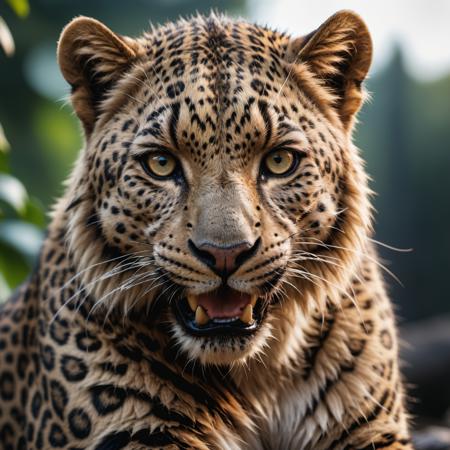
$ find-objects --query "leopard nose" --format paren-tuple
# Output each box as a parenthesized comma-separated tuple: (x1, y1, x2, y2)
(188, 238, 261, 278)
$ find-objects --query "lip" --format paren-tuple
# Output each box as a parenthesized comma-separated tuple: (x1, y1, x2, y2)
(174, 293, 267, 337)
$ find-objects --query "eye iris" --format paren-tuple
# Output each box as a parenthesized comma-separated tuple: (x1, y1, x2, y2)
(266, 149, 294, 175)
(147, 153, 176, 177)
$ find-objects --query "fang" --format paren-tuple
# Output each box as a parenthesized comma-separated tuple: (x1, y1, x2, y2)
(240, 304, 253, 325)
(195, 305, 210, 326)
(187, 294, 198, 311)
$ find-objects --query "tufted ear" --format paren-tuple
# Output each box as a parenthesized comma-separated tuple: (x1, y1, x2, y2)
(57, 17, 141, 135)
(287, 10, 372, 130)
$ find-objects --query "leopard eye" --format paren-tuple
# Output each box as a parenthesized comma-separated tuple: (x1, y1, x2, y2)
(143, 152, 177, 178)
(264, 149, 297, 176)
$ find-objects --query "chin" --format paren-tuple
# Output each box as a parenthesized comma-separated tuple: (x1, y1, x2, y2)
(169, 287, 275, 365)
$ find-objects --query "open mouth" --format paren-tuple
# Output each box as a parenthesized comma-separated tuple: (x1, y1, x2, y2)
(174, 286, 267, 337)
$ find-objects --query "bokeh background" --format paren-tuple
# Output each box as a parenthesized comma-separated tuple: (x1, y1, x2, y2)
(1, 0, 449, 437)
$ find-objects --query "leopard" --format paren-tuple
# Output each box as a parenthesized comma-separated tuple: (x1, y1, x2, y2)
(0, 10, 412, 449)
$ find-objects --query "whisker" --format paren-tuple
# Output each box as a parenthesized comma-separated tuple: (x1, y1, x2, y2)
(298, 237, 403, 287)
(59, 250, 149, 292)
(368, 238, 413, 253)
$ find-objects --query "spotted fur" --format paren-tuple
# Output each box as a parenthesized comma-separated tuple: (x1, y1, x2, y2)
(0, 11, 412, 449)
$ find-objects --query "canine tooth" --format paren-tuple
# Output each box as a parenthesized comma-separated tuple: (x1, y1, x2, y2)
(250, 295, 257, 307)
(187, 295, 198, 312)
(195, 306, 209, 326)
(240, 304, 253, 324)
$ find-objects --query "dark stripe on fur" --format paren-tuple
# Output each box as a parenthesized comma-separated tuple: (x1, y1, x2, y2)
(95, 429, 186, 449)
(257, 99, 273, 149)
(329, 389, 390, 448)
(168, 102, 180, 149)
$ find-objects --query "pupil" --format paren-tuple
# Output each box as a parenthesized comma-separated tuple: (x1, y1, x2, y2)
(273, 155, 283, 164)
(158, 156, 167, 166)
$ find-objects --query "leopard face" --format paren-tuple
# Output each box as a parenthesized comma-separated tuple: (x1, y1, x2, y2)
(58, 12, 372, 364)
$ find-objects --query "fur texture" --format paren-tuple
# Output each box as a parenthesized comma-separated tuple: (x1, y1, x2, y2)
(0, 11, 411, 449)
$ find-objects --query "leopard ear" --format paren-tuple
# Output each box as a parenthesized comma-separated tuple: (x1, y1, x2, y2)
(288, 10, 372, 130)
(57, 17, 141, 135)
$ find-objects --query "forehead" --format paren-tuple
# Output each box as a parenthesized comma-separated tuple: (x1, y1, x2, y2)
(126, 17, 324, 168)
(145, 17, 289, 87)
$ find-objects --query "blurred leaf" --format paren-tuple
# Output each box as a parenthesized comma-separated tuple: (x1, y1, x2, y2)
(0, 241, 30, 292)
(0, 173, 28, 213)
(22, 196, 46, 227)
(6, 0, 29, 18)
(0, 220, 43, 264)
(0, 271, 11, 302)
(33, 103, 82, 191)
(0, 16, 14, 56)
(0, 150, 8, 172)
(0, 123, 10, 152)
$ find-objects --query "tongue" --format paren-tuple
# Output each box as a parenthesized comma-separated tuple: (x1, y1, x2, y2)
(197, 287, 251, 318)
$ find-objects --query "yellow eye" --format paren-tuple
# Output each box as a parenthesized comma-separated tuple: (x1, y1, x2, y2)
(264, 149, 296, 176)
(144, 152, 177, 178)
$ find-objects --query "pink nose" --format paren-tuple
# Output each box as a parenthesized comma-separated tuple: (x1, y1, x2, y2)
(188, 239, 260, 277)
(199, 242, 252, 274)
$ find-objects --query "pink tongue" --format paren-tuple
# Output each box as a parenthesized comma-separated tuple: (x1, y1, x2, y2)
(198, 288, 250, 318)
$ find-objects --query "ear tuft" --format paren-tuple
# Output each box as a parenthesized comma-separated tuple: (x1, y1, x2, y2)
(288, 10, 372, 130)
(57, 17, 141, 135)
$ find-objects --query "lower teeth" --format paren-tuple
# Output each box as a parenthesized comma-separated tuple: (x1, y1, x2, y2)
(212, 317, 240, 324)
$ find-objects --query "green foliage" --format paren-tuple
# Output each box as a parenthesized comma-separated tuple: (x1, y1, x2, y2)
(0, 0, 29, 57)
(5, 0, 29, 18)
(0, 0, 43, 301)
(0, 143, 45, 301)
(0, 123, 9, 152)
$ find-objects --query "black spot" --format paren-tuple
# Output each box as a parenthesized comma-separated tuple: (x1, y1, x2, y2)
(60, 355, 88, 382)
(90, 385, 126, 415)
(380, 329, 393, 350)
(94, 429, 180, 450)
(115, 223, 126, 234)
(99, 362, 128, 376)
(348, 338, 366, 357)
(31, 391, 42, 418)
(49, 318, 70, 345)
(94, 431, 130, 450)
(75, 331, 102, 352)
(251, 78, 268, 96)
(17, 436, 26, 450)
(121, 119, 134, 132)
(48, 423, 68, 447)
(27, 422, 35, 442)
(0, 423, 14, 448)
(166, 81, 185, 98)
(0, 371, 15, 401)
(17, 352, 29, 379)
(10, 405, 26, 428)
(41, 345, 55, 371)
(68, 408, 92, 439)
(50, 379, 68, 419)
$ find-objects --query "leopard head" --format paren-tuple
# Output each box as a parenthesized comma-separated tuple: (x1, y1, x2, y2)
(57, 11, 372, 365)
